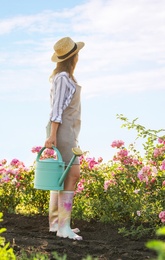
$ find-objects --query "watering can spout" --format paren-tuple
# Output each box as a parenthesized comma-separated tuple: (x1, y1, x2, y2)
(58, 147, 83, 186)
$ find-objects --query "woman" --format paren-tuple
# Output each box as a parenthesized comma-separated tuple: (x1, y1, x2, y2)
(45, 37, 85, 240)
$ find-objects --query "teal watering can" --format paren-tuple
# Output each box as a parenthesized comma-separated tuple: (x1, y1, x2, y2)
(34, 146, 83, 191)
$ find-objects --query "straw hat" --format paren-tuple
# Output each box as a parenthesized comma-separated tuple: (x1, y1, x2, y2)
(51, 37, 85, 62)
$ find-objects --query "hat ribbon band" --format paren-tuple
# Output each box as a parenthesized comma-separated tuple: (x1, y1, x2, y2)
(57, 43, 77, 59)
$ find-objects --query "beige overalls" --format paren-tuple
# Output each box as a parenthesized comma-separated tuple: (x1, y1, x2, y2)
(46, 83, 81, 165)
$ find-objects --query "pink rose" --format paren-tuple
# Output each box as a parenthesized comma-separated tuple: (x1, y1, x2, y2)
(161, 160, 165, 171)
(31, 146, 43, 153)
(86, 157, 98, 170)
(159, 211, 165, 222)
(104, 180, 111, 191)
(76, 182, 84, 193)
(111, 140, 124, 148)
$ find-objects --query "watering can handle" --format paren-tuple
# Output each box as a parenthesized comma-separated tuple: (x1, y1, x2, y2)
(36, 146, 63, 162)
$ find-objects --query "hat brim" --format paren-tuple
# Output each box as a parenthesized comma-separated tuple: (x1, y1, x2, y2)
(51, 42, 85, 62)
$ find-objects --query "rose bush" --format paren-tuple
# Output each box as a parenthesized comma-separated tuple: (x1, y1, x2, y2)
(1, 115, 165, 237)
(0, 156, 49, 214)
(73, 115, 165, 236)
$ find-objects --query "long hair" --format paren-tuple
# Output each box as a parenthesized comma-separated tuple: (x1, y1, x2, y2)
(49, 53, 77, 82)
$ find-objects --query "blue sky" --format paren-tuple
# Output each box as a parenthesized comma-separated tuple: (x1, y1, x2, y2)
(0, 0, 165, 166)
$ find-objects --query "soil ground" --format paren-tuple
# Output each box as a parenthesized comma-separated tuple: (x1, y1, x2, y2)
(1, 213, 157, 260)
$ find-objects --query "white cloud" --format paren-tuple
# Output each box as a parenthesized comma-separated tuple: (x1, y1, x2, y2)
(0, 0, 165, 100)
(80, 67, 165, 98)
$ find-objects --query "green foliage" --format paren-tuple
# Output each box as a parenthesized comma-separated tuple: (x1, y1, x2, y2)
(118, 224, 154, 239)
(82, 256, 98, 260)
(0, 213, 16, 260)
(1, 114, 165, 239)
(146, 227, 165, 260)
(73, 115, 165, 237)
(0, 163, 49, 214)
(116, 113, 165, 160)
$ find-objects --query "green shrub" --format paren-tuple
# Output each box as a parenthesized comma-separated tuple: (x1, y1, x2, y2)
(146, 227, 165, 260)
(0, 212, 16, 260)
(1, 115, 165, 238)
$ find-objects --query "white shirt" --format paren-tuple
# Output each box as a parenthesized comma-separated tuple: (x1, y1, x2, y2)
(50, 72, 76, 124)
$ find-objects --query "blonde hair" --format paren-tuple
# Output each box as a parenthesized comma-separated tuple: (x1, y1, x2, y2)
(49, 53, 77, 82)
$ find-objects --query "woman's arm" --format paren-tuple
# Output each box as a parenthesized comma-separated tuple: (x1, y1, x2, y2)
(44, 121, 59, 148)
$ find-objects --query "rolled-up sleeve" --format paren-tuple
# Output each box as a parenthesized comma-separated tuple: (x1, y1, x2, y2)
(50, 74, 76, 124)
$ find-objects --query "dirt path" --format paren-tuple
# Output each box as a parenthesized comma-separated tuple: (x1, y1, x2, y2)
(1, 214, 156, 260)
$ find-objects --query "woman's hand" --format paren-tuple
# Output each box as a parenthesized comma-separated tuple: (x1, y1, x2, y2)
(44, 136, 57, 148)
